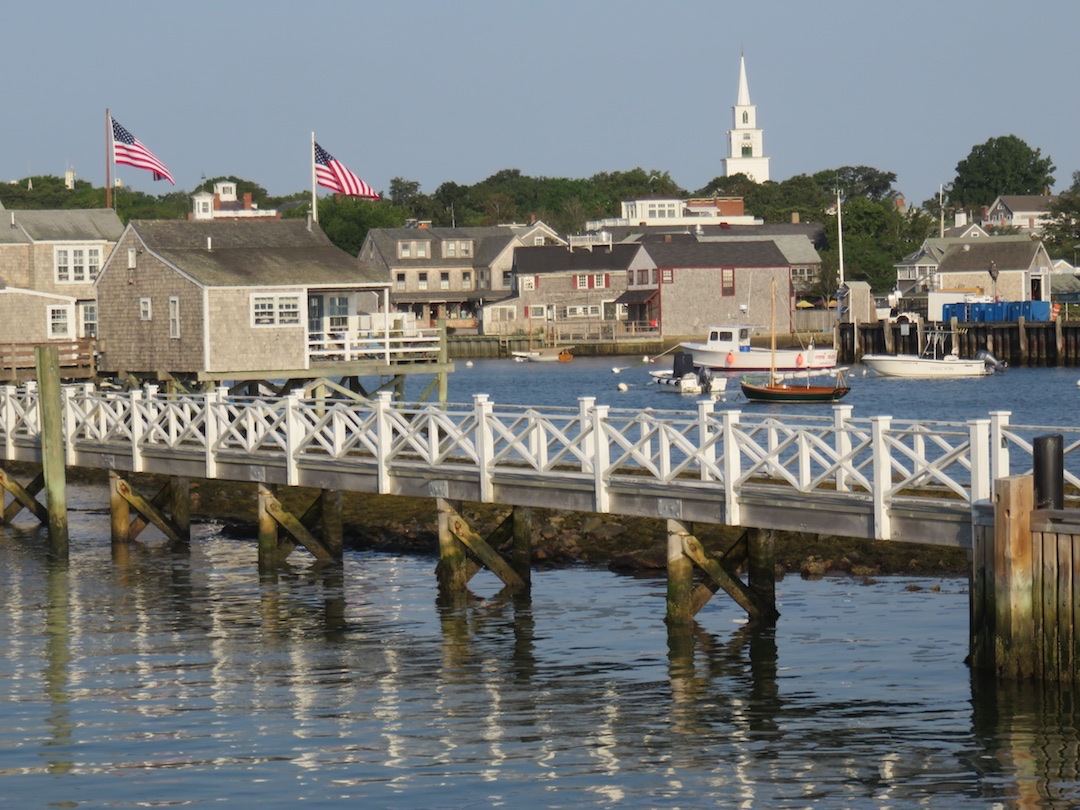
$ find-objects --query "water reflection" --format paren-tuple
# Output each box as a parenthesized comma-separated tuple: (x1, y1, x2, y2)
(3, 503, 1080, 805)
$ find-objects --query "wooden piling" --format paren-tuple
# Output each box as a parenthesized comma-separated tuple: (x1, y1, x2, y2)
(35, 346, 68, 556)
(257, 484, 278, 570)
(435, 497, 470, 594)
(666, 519, 695, 625)
(747, 528, 780, 624)
(109, 470, 130, 548)
(511, 506, 532, 587)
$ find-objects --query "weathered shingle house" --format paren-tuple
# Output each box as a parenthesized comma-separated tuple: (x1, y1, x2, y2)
(190, 180, 279, 220)
(623, 240, 793, 337)
(487, 243, 640, 335)
(359, 222, 563, 328)
(894, 232, 1030, 298)
(95, 219, 390, 381)
(983, 194, 1057, 234)
(0, 207, 123, 344)
(934, 239, 1052, 303)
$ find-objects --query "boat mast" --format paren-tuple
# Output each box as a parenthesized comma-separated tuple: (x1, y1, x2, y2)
(770, 279, 777, 385)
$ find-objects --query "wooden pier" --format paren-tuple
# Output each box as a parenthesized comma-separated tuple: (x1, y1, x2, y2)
(3, 378, 1080, 682)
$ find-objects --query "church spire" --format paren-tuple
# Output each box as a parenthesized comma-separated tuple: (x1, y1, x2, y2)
(737, 53, 751, 106)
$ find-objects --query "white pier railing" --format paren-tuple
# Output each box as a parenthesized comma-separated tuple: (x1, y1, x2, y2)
(2, 384, 1078, 546)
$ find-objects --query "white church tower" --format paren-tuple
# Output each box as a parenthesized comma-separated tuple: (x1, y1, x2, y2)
(723, 54, 770, 183)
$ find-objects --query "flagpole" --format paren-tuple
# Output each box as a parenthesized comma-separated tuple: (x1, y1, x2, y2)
(105, 108, 112, 209)
(311, 132, 318, 224)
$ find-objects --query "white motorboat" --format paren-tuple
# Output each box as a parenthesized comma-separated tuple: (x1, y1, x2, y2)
(680, 325, 837, 372)
(861, 333, 1005, 378)
(648, 354, 728, 394)
(511, 347, 573, 363)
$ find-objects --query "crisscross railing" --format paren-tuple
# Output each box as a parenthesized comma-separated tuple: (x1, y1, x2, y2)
(3, 384, 1077, 541)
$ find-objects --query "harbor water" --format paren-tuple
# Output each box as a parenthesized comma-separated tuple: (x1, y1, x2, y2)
(3, 359, 1080, 807)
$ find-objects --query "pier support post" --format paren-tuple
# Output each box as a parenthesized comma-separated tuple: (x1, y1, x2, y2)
(258, 484, 279, 571)
(666, 520, 695, 626)
(36, 346, 68, 557)
(109, 470, 130, 549)
(436, 497, 471, 595)
(747, 528, 779, 624)
(511, 506, 532, 587)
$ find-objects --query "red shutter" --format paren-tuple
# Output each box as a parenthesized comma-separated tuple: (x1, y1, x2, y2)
(572, 275, 579, 290)
(524, 306, 530, 318)
(604, 273, 610, 288)
(534, 275, 539, 289)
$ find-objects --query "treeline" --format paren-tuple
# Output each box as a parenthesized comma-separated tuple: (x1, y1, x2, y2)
(3, 133, 1075, 293)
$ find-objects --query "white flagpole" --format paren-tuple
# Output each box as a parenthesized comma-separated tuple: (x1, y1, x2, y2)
(311, 132, 318, 223)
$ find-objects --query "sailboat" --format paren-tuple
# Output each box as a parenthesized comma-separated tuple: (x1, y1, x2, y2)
(739, 280, 851, 403)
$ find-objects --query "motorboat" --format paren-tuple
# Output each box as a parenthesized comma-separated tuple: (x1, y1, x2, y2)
(680, 325, 837, 372)
(512, 347, 573, 363)
(861, 332, 1005, 378)
(649, 354, 728, 395)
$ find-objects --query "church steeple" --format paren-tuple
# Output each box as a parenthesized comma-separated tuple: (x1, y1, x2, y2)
(724, 53, 770, 183)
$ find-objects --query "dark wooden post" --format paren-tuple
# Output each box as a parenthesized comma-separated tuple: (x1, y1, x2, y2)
(747, 527, 780, 624)
(435, 497, 469, 594)
(437, 319, 449, 404)
(257, 484, 278, 571)
(320, 489, 344, 558)
(169, 476, 191, 545)
(35, 346, 68, 556)
(511, 506, 532, 587)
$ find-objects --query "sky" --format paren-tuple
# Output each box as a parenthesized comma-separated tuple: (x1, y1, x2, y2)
(4, 0, 1079, 209)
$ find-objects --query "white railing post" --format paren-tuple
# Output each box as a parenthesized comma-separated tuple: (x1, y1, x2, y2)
(697, 400, 715, 481)
(591, 404, 610, 512)
(62, 386, 78, 467)
(871, 416, 893, 540)
(1, 384, 18, 461)
(722, 410, 742, 525)
(578, 397, 596, 473)
(989, 410, 1011, 482)
(129, 390, 145, 472)
(474, 394, 494, 501)
(832, 404, 853, 492)
(374, 392, 394, 493)
(284, 389, 304, 486)
(204, 387, 223, 480)
(969, 417, 991, 505)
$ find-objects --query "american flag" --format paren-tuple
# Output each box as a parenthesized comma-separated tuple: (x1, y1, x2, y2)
(111, 117, 175, 185)
(314, 141, 379, 199)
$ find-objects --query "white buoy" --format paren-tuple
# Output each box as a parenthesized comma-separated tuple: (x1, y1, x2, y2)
(466, 360, 474, 368)
(617, 382, 629, 392)
(612, 367, 621, 374)
(642, 356, 650, 363)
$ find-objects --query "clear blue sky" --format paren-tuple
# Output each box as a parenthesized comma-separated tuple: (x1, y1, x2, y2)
(5, 0, 1078, 208)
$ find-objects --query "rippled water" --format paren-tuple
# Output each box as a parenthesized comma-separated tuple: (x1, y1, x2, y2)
(3, 361, 1080, 806)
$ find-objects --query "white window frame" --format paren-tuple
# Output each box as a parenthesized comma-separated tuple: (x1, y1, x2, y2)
(168, 296, 180, 338)
(395, 272, 406, 291)
(462, 271, 473, 291)
(440, 272, 450, 290)
(78, 301, 97, 338)
(416, 241, 428, 258)
(250, 294, 302, 327)
(327, 295, 349, 330)
(593, 273, 606, 289)
(48, 305, 73, 339)
(418, 273, 428, 291)
(398, 241, 412, 259)
(576, 274, 589, 289)
(140, 297, 152, 321)
(54, 245, 102, 284)
(520, 276, 535, 292)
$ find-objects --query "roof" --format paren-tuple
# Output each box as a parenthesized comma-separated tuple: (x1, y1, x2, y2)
(937, 240, 1044, 273)
(597, 222, 826, 247)
(0, 208, 124, 245)
(127, 219, 388, 287)
(992, 195, 1056, 214)
(365, 225, 554, 269)
(613, 288, 658, 305)
(514, 243, 639, 274)
(642, 240, 789, 268)
(696, 233, 821, 264)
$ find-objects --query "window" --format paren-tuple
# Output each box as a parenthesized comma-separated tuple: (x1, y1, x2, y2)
(79, 302, 97, 338)
(576, 274, 589, 289)
(520, 276, 535, 291)
(328, 295, 349, 330)
(445, 241, 456, 258)
(54, 246, 102, 283)
(721, 268, 735, 296)
(127, 248, 137, 269)
(661, 269, 673, 283)
(459, 240, 473, 258)
(140, 297, 152, 321)
(416, 241, 428, 258)
(651, 269, 658, 285)
(502, 269, 513, 286)
(251, 294, 301, 326)
(462, 271, 473, 290)
(592, 274, 606, 289)
(418, 273, 428, 291)
(398, 241, 412, 259)
(490, 305, 516, 322)
(742, 145, 753, 157)
(440, 272, 450, 290)
(168, 296, 180, 338)
(48, 306, 71, 339)
(395, 272, 406, 291)
(533, 236, 545, 246)
(637, 269, 648, 285)
(742, 111, 749, 124)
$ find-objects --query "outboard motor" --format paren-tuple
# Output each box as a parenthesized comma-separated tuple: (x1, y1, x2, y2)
(697, 367, 712, 388)
(975, 348, 1007, 372)
(672, 352, 696, 377)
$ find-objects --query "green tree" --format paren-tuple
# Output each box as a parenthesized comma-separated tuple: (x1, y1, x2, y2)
(315, 195, 407, 255)
(811, 166, 899, 202)
(949, 135, 1055, 209)
(1042, 188, 1080, 262)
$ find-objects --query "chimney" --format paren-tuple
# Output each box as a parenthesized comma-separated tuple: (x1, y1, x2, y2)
(791, 211, 800, 224)
(664, 234, 672, 243)
(213, 194, 221, 211)
(244, 192, 253, 210)
(955, 211, 968, 227)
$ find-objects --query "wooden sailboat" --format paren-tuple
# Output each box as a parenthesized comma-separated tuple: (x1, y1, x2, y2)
(739, 280, 850, 403)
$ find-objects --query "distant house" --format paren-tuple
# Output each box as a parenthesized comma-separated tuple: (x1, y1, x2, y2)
(95, 219, 390, 381)
(934, 239, 1053, 303)
(0, 206, 123, 344)
(982, 194, 1057, 234)
(485, 241, 639, 335)
(623, 239, 793, 337)
(360, 221, 564, 329)
(586, 196, 763, 231)
(190, 181, 279, 220)
(894, 228, 1030, 298)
